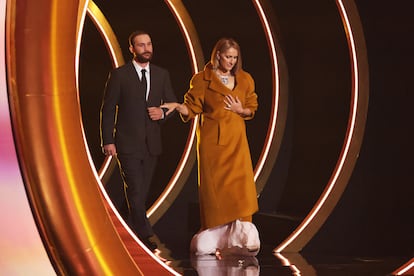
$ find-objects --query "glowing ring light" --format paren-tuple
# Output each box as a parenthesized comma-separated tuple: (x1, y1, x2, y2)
(251, 0, 288, 193)
(275, 0, 369, 252)
(148, 0, 204, 224)
(393, 258, 414, 276)
(86, 1, 124, 187)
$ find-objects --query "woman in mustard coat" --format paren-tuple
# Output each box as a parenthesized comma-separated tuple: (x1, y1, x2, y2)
(162, 38, 260, 256)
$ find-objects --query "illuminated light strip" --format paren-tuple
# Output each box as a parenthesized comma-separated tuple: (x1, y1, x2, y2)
(251, 0, 280, 183)
(51, 1, 104, 266)
(60, 0, 106, 269)
(393, 258, 414, 276)
(86, 1, 124, 68)
(275, 252, 319, 275)
(274, 253, 301, 275)
(146, 130, 197, 219)
(275, 253, 291, 266)
(86, 1, 124, 181)
(147, 129, 197, 219)
(147, 0, 204, 221)
(75, 0, 89, 90)
(68, 1, 130, 274)
(98, 185, 181, 273)
(85, 1, 124, 181)
(97, 155, 113, 180)
(275, 253, 301, 275)
(147, 0, 201, 215)
(83, 2, 124, 200)
(275, 0, 365, 252)
(164, 0, 202, 71)
(76, 7, 122, 271)
(81, 3, 182, 274)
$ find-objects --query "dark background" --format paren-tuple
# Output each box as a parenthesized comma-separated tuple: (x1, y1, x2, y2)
(79, 0, 413, 261)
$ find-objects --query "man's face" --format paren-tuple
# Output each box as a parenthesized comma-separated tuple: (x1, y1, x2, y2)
(129, 34, 153, 63)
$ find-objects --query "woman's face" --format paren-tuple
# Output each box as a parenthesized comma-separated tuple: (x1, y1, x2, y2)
(218, 47, 238, 72)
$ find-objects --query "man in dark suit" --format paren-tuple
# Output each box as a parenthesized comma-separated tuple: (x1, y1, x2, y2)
(100, 30, 177, 251)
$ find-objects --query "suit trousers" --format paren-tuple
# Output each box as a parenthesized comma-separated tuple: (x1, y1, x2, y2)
(117, 150, 157, 239)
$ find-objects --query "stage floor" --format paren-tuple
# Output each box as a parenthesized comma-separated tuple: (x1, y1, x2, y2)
(158, 242, 407, 275)
(108, 204, 409, 275)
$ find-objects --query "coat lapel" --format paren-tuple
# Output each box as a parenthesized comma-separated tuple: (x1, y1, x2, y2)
(205, 65, 229, 96)
(205, 64, 247, 96)
(126, 61, 141, 87)
(125, 61, 148, 102)
(147, 64, 157, 104)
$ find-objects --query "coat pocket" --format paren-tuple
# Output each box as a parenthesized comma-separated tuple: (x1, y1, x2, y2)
(217, 120, 231, 146)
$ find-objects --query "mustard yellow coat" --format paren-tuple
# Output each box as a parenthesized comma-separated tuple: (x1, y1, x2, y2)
(182, 63, 259, 229)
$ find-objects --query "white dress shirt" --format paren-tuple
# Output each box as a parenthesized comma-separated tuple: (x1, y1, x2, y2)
(132, 60, 150, 100)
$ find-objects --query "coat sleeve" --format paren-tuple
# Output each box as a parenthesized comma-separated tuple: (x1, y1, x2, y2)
(161, 70, 178, 121)
(181, 73, 205, 122)
(242, 72, 258, 121)
(100, 70, 119, 146)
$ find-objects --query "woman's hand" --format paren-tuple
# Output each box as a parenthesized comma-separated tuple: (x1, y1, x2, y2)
(224, 95, 243, 113)
(160, 102, 178, 115)
(224, 95, 251, 117)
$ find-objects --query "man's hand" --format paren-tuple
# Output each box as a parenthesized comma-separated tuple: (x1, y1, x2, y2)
(148, 107, 164, 120)
(103, 144, 117, 156)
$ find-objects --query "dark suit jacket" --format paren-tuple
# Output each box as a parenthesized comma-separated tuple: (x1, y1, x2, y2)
(100, 61, 177, 156)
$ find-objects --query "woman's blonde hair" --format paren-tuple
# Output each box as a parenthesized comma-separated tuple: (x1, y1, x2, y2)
(210, 38, 242, 74)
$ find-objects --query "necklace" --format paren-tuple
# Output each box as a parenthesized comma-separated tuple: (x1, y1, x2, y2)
(216, 69, 231, 85)
(219, 75, 229, 85)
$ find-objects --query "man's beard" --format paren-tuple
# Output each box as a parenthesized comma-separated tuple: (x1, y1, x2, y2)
(135, 52, 152, 63)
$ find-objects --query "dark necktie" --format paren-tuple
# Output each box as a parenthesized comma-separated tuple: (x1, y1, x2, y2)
(141, 69, 147, 99)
